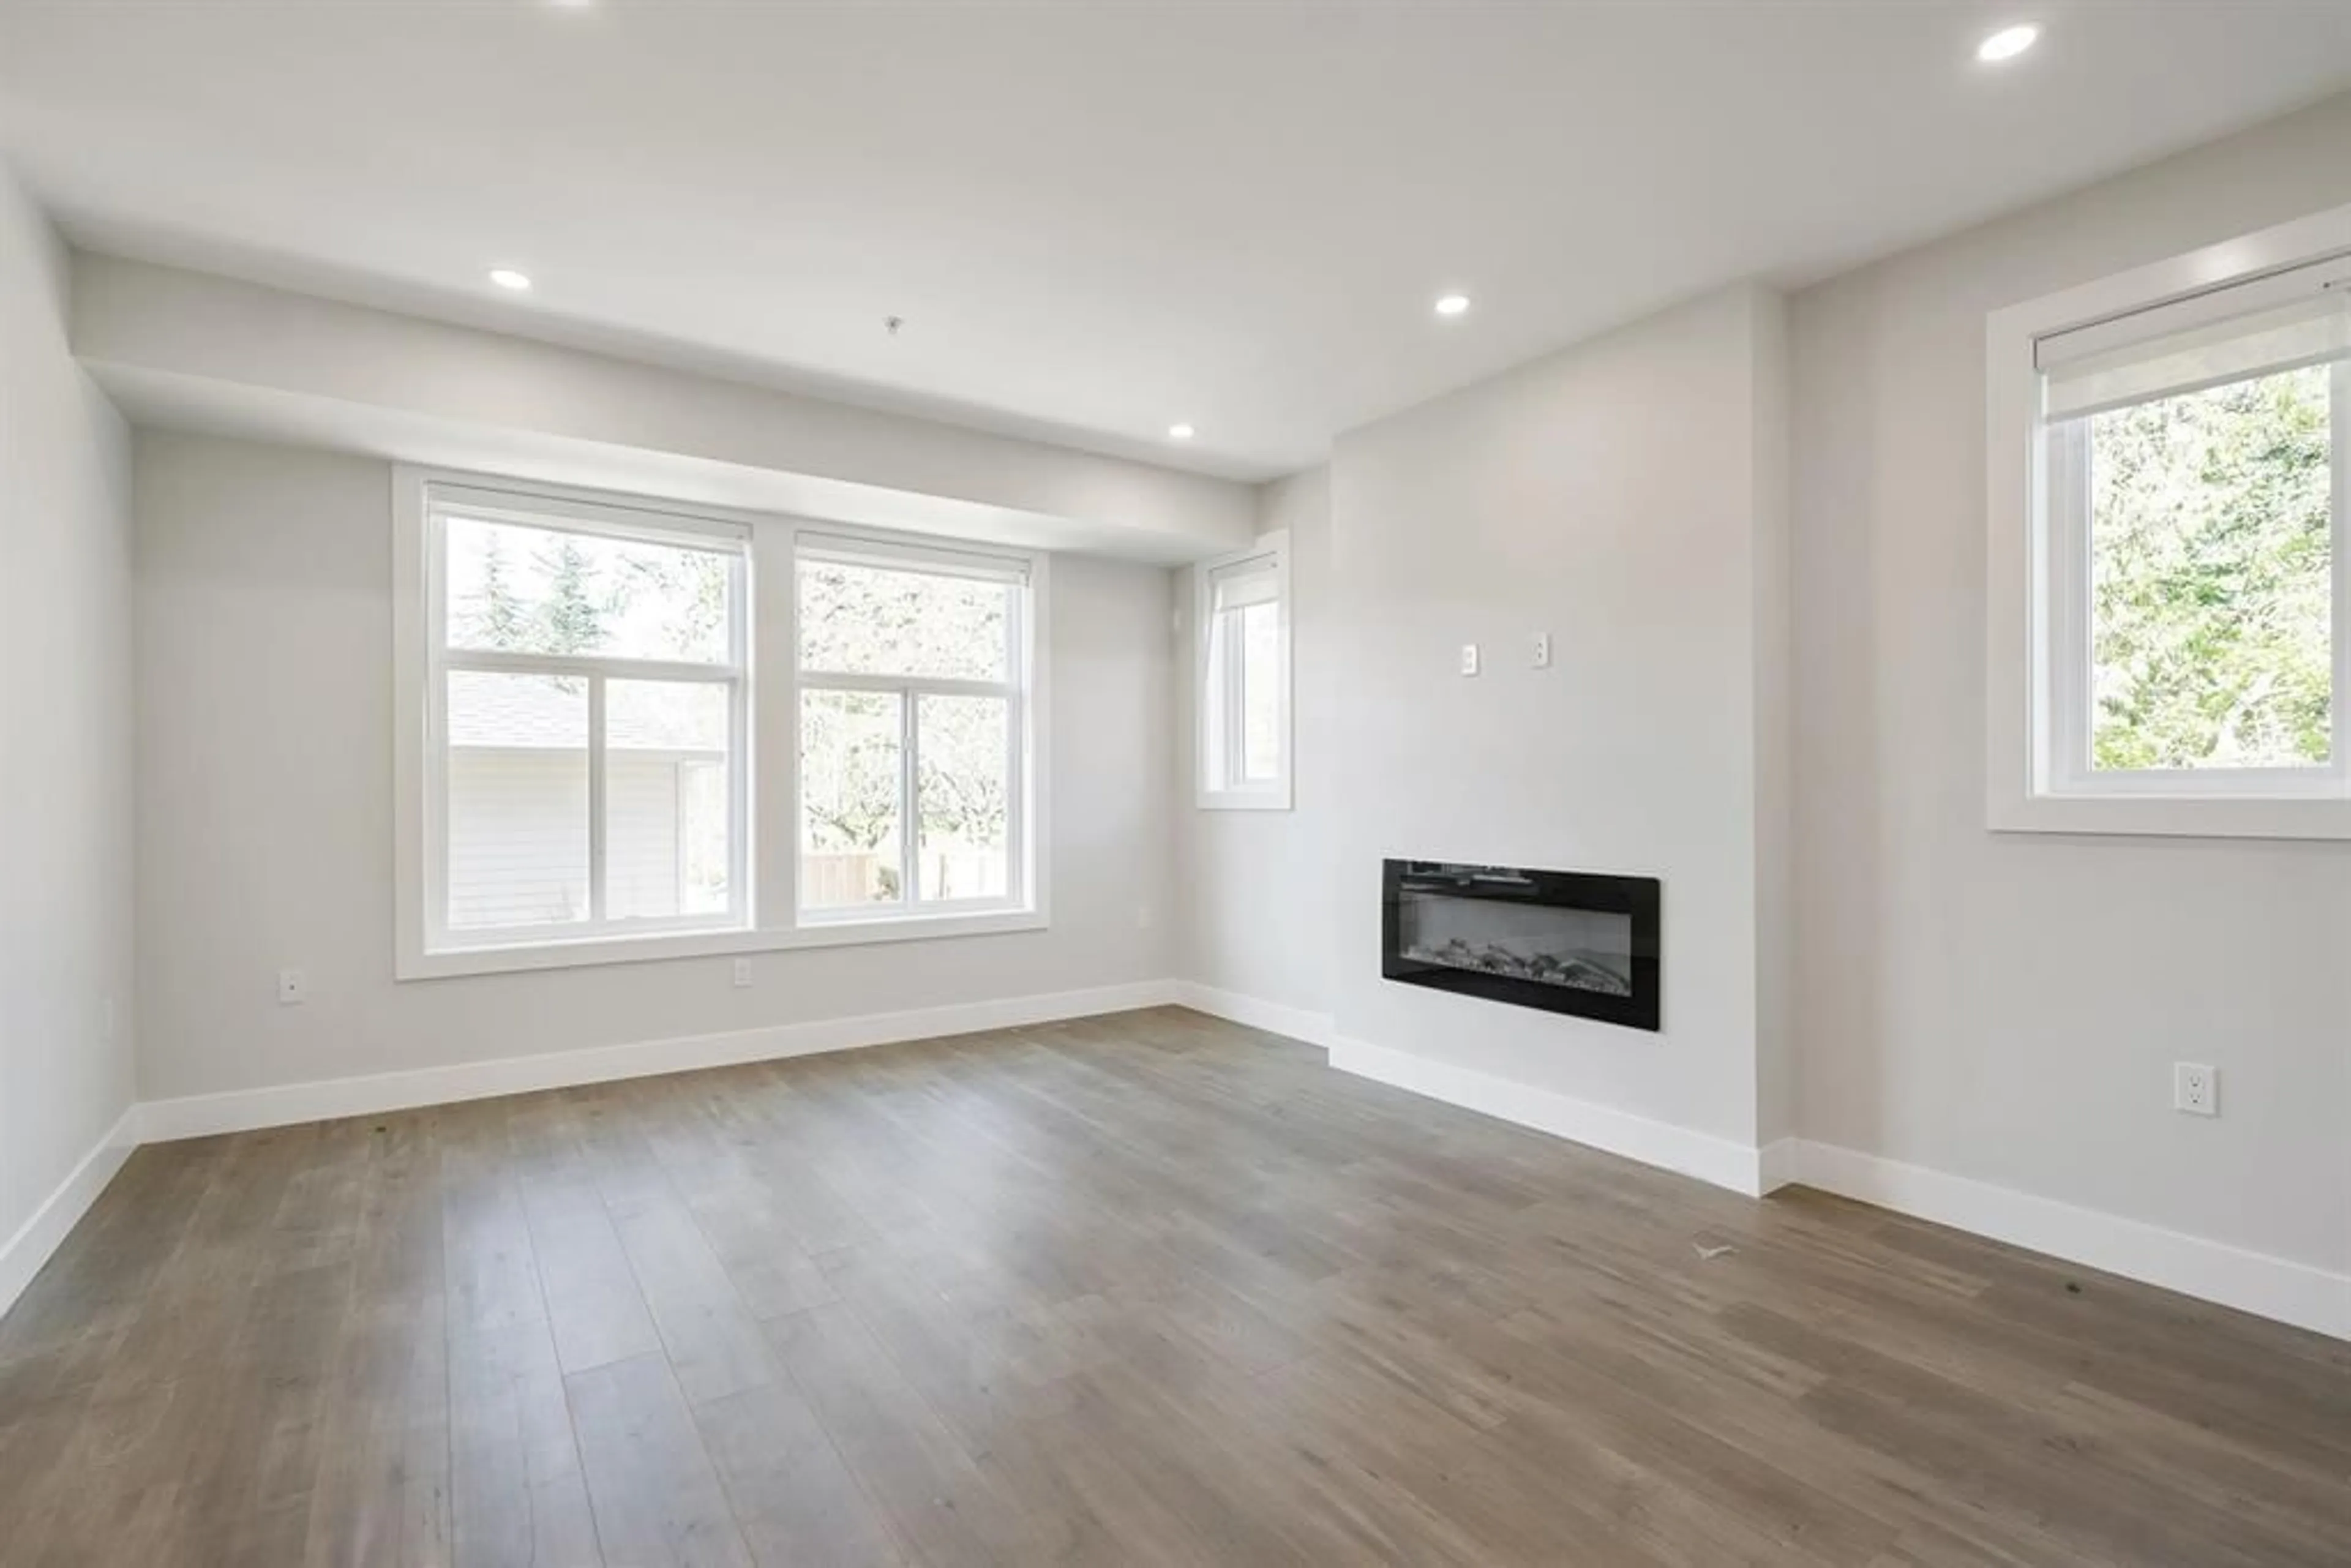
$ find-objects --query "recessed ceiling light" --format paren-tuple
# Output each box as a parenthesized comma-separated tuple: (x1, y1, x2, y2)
(1434, 293, 1472, 318)
(488, 268, 533, 291)
(1976, 24, 2039, 62)
(1168, 423, 1196, 440)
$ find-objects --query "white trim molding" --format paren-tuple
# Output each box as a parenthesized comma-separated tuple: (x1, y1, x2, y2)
(1169, 981, 1338, 1049)
(1161, 990, 2344, 1341)
(138, 980, 1177, 1144)
(1327, 1036, 1782, 1198)
(1794, 1141, 2350, 1341)
(0, 1107, 140, 1322)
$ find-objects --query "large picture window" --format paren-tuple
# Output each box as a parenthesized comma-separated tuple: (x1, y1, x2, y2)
(396, 473, 1046, 977)
(1987, 212, 2351, 839)
(796, 539, 1029, 919)
(421, 488, 750, 953)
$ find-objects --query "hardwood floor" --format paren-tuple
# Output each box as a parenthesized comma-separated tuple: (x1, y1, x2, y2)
(2, 1007, 2345, 1566)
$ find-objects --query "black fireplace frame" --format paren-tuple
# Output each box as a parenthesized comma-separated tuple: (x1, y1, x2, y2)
(1381, 860, 1662, 1031)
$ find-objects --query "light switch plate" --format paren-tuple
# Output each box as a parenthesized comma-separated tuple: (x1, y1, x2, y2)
(1460, 643, 1480, 676)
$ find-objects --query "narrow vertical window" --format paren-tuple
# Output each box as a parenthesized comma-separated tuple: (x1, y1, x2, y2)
(1197, 535, 1292, 808)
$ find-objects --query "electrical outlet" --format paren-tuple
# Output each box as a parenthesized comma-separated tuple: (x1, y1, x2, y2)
(1532, 632, 1552, 669)
(1460, 642, 1480, 677)
(277, 968, 308, 1007)
(732, 957, 753, 989)
(2174, 1062, 2219, 1117)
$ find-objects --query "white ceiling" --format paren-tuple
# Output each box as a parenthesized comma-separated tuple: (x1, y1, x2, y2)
(4, 2, 2349, 482)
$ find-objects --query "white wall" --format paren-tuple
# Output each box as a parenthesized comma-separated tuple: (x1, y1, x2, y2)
(1176, 465, 1335, 1019)
(1792, 93, 2351, 1275)
(1323, 283, 1791, 1155)
(0, 160, 135, 1249)
(133, 430, 1176, 1101)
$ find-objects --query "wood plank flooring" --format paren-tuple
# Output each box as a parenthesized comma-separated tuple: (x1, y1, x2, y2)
(2, 1007, 2346, 1566)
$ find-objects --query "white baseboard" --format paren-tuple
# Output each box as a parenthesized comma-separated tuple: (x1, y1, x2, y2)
(0, 1106, 140, 1322)
(24, 981, 2342, 1346)
(1169, 982, 1338, 1049)
(1756, 1136, 1800, 1194)
(1169, 984, 2345, 1342)
(1327, 1035, 1778, 1198)
(137, 980, 1180, 1144)
(1794, 1140, 2350, 1342)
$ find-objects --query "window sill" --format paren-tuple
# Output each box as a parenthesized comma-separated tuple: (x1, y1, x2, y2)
(1198, 788, 1292, 812)
(398, 907, 1048, 981)
(1990, 790, 2351, 842)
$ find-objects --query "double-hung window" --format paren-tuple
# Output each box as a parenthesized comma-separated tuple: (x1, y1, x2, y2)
(795, 536, 1032, 920)
(1196, 533, 1292, 809)
(1989, 212, 2351, 838)
(398, 471, 1048, 976)
(418, 485, 751, 953)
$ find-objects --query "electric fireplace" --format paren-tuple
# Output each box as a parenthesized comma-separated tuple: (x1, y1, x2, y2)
(1381, 860, 1660, 1030)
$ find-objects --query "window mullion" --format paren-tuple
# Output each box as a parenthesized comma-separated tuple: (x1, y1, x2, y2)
(1223, 612, 1248, 787)
(2047, 418, 2093, 792)
(2333, 360, 2350, 790)
(588, 672, 608, 926)
(900, 683, 921, 906)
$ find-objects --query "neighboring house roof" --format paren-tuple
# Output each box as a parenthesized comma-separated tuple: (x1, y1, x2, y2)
(450, 673, 724, 752)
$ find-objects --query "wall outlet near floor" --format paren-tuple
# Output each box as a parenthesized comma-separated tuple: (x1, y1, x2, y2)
(732, 957, 753, 989)
(2173, 1062, 2219, 1117)
(1532, 632, 1552, 669)
(277, 967, 307, 1006)
(1460, 642, 1480, 676)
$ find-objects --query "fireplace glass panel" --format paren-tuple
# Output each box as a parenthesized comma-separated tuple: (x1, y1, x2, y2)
(1395, 891, 1633, 997)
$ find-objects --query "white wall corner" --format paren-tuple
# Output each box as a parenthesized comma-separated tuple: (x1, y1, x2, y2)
(1793, 1140, 2350, 1342)
(0, 1106, 140, 1322)
(1755, 1137, 1801, 1195)
(1328, 1035, 1777, 1198)
(1171, 984, 1337, 1050)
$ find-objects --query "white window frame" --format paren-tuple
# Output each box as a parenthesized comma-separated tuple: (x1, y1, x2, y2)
(394, 468, 1049, 979)
(1986, 201, 2351, 840)
(1194, 531, 1292, 810)
(792, 531, 1035, 927)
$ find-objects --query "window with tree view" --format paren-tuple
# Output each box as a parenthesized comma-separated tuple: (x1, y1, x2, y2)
(427, 497, 748, 948)
(797, 543, 1027, 917)
(2038, 258, 2350, 798)
(403, 476, 1044, 973)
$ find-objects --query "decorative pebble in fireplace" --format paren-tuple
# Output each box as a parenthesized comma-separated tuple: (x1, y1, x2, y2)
(1381, 860, 1661, 1030)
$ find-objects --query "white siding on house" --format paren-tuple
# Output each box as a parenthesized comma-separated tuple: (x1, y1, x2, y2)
(448, 749, 587, 929)
(448, 748, 721, 930)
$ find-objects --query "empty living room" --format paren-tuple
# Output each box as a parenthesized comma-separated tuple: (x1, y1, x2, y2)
(6, 2, 2351, 1563)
